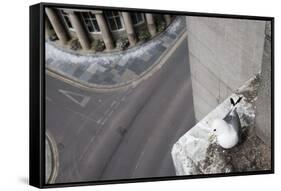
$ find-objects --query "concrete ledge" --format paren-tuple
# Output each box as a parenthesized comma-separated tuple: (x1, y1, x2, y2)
(171, 76, 265, 175)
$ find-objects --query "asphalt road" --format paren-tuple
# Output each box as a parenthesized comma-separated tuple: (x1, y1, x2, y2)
(46, 38, 195, 183)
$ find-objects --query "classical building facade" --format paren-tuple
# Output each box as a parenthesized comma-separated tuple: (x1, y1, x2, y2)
(45, 7, 173, 52)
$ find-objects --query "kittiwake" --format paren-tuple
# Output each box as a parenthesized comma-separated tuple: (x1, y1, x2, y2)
(211, 97, 242, 149)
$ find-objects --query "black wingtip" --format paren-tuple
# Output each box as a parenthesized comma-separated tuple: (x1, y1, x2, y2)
(230, 96, 243, 106)
(236, 96, 243, 105)
(230, 98, 235, 106)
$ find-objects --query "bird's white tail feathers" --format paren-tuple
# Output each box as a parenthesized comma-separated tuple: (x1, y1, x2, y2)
(229, 106, 238, 116)
(229, 96, 243, 116)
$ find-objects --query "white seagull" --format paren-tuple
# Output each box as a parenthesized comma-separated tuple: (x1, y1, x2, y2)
(211, 97, 242, 149)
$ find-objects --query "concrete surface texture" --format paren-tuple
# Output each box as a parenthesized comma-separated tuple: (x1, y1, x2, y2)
(255, 21, 272, 145)
(171, 76, 271, 175)
(186, 16, 266, 121)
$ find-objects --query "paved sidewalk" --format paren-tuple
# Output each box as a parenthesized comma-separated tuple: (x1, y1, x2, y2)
(46, 17, 186, 88)
(45, 131, 59, 184)
(45, 137, 52, 183)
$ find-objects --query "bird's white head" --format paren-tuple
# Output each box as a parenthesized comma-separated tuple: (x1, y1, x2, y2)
(211, 118, 229, 136)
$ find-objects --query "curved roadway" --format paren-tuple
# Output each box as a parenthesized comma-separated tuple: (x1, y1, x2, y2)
(46, 38, 195, 183)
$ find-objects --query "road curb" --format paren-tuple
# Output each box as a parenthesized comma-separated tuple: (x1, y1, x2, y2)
(47, 30, 188, 93)
(46, 130, 59, 184)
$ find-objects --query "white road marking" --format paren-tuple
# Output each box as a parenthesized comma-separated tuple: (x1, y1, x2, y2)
(104, 109, 111, 115)
(96, 118, 103, 125)
(107, 110, 114, 117)
(111, 100, 117, 107)
(114, 101, 120, 109)
(101, 117, 108, 125)
(58, 89, 90, 107)
(78, 135, 96, 162)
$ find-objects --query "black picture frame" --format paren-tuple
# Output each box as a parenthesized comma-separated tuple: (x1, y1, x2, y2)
(30, 2, 274, 188)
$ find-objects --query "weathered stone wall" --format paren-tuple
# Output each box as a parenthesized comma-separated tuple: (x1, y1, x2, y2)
(186, 16, 266, 121)
(255, 21, 272, 145)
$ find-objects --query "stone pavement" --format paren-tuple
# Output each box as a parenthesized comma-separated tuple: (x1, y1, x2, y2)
(46, 16, 186, 88)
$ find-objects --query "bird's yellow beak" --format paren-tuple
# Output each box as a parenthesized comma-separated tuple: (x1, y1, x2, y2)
(208, 132, 216, 142)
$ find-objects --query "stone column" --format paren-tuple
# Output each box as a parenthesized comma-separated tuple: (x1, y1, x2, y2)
(68, 11, 91, 50)
(45, 18, 53, 39)
(45, 8, 69, 45)
(121, 12, 137, 46)
(164, 14, 171, 26)
(145, 13, 156, 37)
(94, 11, 114, 50)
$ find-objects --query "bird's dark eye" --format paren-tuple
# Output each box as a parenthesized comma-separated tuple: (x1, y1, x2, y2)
(213, 129, 216, 132)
